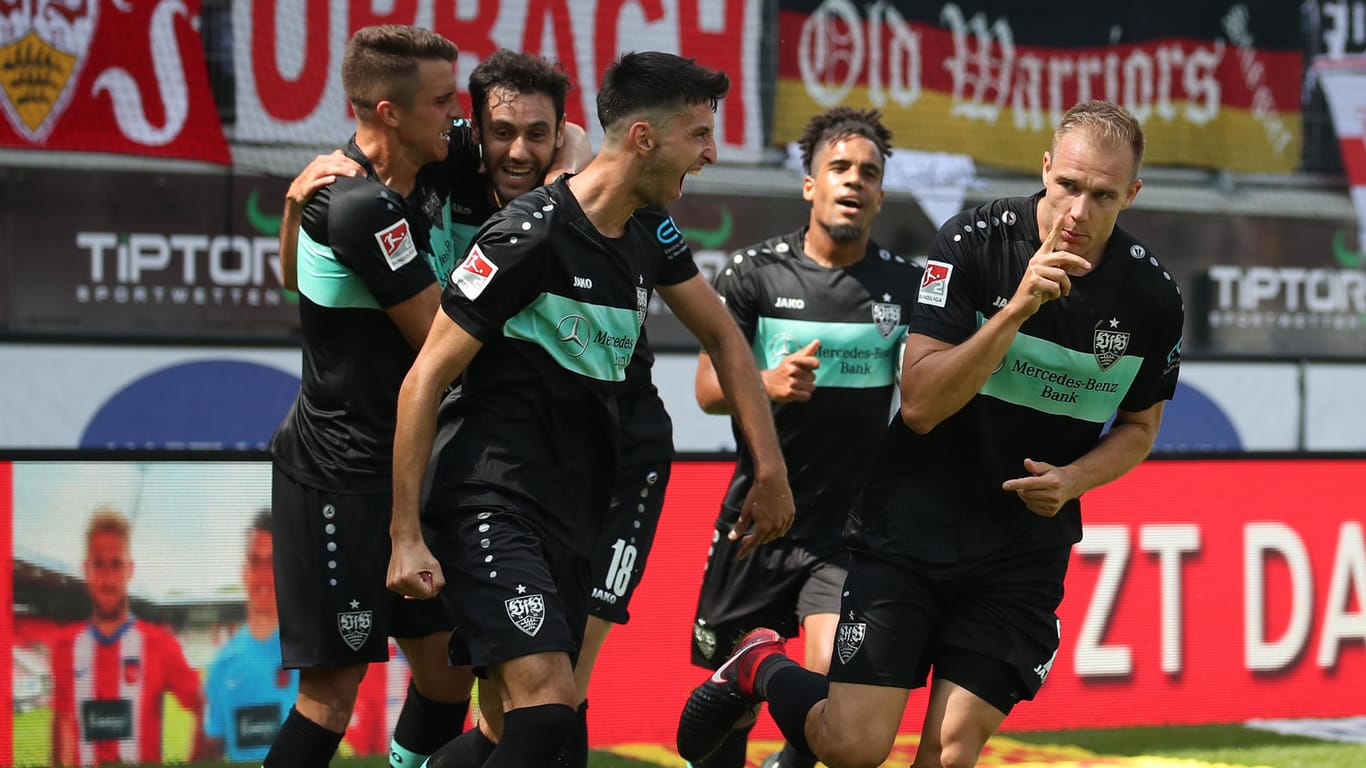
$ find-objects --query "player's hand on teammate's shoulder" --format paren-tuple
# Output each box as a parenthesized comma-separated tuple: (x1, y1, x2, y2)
(729, 471, 795, 559)
(1001, 457, 1077, 518)
(763, 339, 821, 403)
(386, 536, 446, 599)
(1013, 214, 1092, 316)
(287, 150, 366, 210)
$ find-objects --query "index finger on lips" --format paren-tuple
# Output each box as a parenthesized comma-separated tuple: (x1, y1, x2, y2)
(1041, 213, 1066, 254)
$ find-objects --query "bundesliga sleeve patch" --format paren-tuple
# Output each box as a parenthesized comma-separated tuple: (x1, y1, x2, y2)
(918, 260, 953, 307)
(374, 219, 418, 271)
(453, 245, 499, 300)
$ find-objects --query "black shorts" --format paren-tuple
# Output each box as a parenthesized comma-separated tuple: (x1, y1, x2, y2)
(587, 448, 672, 624)
(425, 505, 588, 675)
(690, 522, 847, 669)
(271, 466, 454, 669)
(827, 545, 1070, 714)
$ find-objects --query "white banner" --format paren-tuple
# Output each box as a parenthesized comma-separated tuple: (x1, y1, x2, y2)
(230, 0, 765, 161)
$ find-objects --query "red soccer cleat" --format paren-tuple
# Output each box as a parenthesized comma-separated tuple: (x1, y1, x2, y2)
(676, 628, 786, 763)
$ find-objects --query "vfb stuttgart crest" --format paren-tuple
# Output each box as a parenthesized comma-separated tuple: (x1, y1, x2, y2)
(636, 286, 649, 328)
(505, 593, 546, 637)
(872, 301, 901, 338)
(337, 608, 373, 651)
(0, 0, 100, 142)
(835, 622, 867, 664)
(693, 623, 718, 660)
(1093, 329, 1131, 371)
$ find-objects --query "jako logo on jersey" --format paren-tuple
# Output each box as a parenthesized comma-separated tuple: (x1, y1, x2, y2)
(454, 245, 499, 300)
(918, 260, 953, 307)
(1131, 244, 1147, 259)
(337, 607, 373, 651)
(573, 276, 593, 289)
(505, 594, 546, 636)
(656, 217, 681, 244)
(374, 219, 419, 271)
(835, 622, 867, 664)
(775, 296, 805, 309)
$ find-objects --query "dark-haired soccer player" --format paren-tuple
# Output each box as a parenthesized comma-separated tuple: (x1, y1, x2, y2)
(388, 51, 794, 768)
(686, 107, 921, 768)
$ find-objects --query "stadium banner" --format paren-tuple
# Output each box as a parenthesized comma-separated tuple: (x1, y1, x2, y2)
(0, 166, 296, 339)
(3, 457, 1364, 764)
(1, 164, 1359, 358)
(230, 0, 767, 162)
(0, 0, 230, 163)
(773, 0, 1302, 173)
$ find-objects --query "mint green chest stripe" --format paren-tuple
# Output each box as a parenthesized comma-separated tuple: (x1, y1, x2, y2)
(297, 228, 445, 308)
(753, 316, 905, 389)
(297, 229, 380, 309)
(435, 219, 481, 288)
(503, 292, 641, 382)
(977, 314, 1141, 422)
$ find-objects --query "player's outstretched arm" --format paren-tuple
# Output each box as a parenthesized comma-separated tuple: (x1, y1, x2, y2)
(661, 275, 793, 558)
(390, 311, 482, 598)
(279, 151, 365, 291)
(1003, 401, 1164, 518)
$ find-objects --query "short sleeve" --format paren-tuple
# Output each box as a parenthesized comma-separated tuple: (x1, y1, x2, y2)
(637, 208, 699, 286)
(907, 215, 983, 345)
(1121, 288, 1184, 412)
(440, 199, 549, 341)
(321, 179, 436, 308)
(711, 249, 760, 342)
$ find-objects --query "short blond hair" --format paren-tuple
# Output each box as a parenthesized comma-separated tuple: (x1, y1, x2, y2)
(1053, 100, 1144, 179)
(86, 506, 130, 548)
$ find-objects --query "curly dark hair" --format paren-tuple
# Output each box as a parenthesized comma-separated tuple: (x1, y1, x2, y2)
(796, 107, 893, 174)
(468, 49, 573, 129)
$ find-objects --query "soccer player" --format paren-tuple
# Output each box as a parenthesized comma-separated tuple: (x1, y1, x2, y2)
(677, 99, 1184, 768)
(203, 509, 299, 762)
(50, 508, 204, 766)
(276, 47, 595, 765)
(387, 52, 794, 768)
(686, 107, 922, 768)
(265, 26, 479, 768)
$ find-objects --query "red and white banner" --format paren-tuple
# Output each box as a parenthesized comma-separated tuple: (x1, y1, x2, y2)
(231, 0, 766, 161)
(1315, 54, 1366, 253)
(0, 0, 229, 163)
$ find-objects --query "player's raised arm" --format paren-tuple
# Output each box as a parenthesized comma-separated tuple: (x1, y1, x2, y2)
(279, 151, 365, 292)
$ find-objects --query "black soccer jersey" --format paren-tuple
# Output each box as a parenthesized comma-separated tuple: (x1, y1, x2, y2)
(713, 228, 923, 548)
(426, 177, 697, 557)
(272, 129, 486, 493)
(857, 192, 1184, 563)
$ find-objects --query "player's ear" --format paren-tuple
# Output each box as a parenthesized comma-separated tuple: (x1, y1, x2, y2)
(376, 99, 401, 128)
(801, 174, 815, 202)
(629, 121, 655, 155)
(1121, 177, 1142, 209)
(1041, 151, 1052, 185)
(555, 117, 565, 148)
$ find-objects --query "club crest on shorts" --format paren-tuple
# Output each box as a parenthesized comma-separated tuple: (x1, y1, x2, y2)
(1093, 329, 1131, 371)
(505, 594, 546, 636)
(835, 622, 867, 664)
(636, 286, 649, 328)
(337, 607, 373, 651)
(693, 623, 718, 660)
(872, 300, 901, 338)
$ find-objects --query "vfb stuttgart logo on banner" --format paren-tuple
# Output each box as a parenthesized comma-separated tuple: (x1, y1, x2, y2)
(0, 0, 99, 142)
